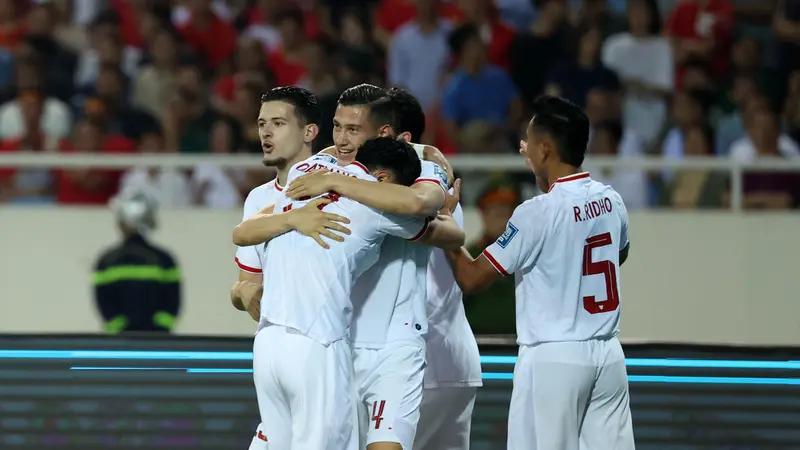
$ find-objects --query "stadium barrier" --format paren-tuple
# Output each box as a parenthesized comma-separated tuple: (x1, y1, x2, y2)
(2, 153, 800, 211)
(0, 334, 798, 449)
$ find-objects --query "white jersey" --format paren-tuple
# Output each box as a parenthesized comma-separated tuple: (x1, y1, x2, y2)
(235, 178, 285, 275)
(424, 200, 483, 388)
(350, 160, 449, 349)
(258, 154, 430, 345)
(483, 172, 629, 346)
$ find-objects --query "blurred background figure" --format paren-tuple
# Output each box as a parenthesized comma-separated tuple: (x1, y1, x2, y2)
(463, 182, 519, 335)
(93, 188, 181, 334)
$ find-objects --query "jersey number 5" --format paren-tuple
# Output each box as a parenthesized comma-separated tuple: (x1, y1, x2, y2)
(582, 232, 620, 314)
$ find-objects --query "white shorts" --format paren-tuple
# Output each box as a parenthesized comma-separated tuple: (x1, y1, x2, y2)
(353, 344, 426, 449)
(247, 423, 268, 450)
(253, 325, 359, 450)
(413, 386, 477, 450)
(507, 338, 635, 450)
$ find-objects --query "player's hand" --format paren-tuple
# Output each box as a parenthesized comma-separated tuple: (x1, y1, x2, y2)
(287, 197, 351, 248)
(440, 178, 461, 216)
(236, 281, 263, 322)
(423, 146, 454, 188)
(286, 171, 340, 200)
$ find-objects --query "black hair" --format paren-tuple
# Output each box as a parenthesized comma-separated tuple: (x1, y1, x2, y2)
(528, 95, 590, 167)
(260, 86, 321, 126)
(365, 96, 400, 135)
(355, 137, 422, 187)
(386, 87, 426, 142)
(448, 23, 481, 58)
(338, 83, 385, 106)
(683, 87, 715, 114)
(593, 120, 623, 146)
(273, 8, 305, 28)
(629, 0, 661, 35)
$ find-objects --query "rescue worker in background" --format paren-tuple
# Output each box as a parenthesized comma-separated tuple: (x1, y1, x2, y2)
(93, 189, 182, 334)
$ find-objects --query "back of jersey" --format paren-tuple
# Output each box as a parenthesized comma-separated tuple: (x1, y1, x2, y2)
(259, 154, 429, 346)
(484, 173, 629, 345)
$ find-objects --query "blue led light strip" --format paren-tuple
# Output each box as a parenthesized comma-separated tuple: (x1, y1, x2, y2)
(67, 367, 800, 385)
(5, 350, 800, 370)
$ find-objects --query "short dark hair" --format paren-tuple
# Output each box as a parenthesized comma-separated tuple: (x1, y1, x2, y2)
(529, 95, 590, 167)
(261, 86, 321, 126)
(448, 23, 481, 57)
(338, 83, 386, 106)
(355, 137, 422, 187)
(386, 87, 426, 142)
(365, 96, 400, 135)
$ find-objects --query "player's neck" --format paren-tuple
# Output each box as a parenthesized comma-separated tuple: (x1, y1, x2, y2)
(276, 147, 314, 186)
(547, 164, 583, 186)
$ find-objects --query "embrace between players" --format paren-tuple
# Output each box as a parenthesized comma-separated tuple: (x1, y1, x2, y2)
(230, 84, 636, 450)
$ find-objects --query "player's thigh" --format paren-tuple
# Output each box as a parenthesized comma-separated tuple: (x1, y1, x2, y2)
(414, 387, 477, 450)
(580, 340, 635, 450)
(252, 327, 292, 447)
(507, 344, 594, 450)
(362, 346, 426, 449)
(285, 335, 359, 450)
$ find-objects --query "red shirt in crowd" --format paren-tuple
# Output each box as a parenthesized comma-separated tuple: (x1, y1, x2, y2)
(374, 0, 462, 35)
(267, 49, 306, 87)
(178, 13, 238, 67)
(246, 6, 323, 40)
(56, 135, 136, 205)
(666, 0, 733, 89)
(111, 0, 143, 48)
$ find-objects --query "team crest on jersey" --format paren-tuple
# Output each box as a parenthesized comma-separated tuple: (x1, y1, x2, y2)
(496, 222, 518, 248)
(433, 164, 447, 186)
(313, 153, 338, 165)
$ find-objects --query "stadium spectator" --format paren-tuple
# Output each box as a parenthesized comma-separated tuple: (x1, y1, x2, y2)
(601, 0, 673, 146)
(0, 60, 72, 140)
(730, 102, 800, 163)
(372, 0, 462, 48)
(574, 0, 627, 39)
(131, 26, 181, 122)
(463, 182, 519, 335)
(442, 22, 522, 152)
(715, 73, 761, 155)
(455, 0, 516, 68)
(664, 124, 728, 208)
(84, 66, 160, 142)
(119, 131, 193, 208)
(544, 25, 620, 108)
(0, 91, 56, 204)
(586, 120, 649, 209)
(51, 0, 91, 54)
(163, 64, 216, 154)
(74, 11, 140, 89)
(773, 0, 800, 95)
(665, 0, 733, 90)
(176, 0, 237, 69)
(211, 37, 272, 117)
(56, 118, 135, 205)
(24, 3, 78, 103)
(267, 8, 311, 87)
(387, 0, 453, 110)
(0, 0, 25, 50)
(661, 88, 714, 165)
(508, 0, 572, 109)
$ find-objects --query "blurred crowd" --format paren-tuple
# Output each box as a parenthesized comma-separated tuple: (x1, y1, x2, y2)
(0, 0, 798, 214)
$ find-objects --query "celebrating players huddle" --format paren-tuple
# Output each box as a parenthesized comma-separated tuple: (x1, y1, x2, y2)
(230, 85, 635, 450)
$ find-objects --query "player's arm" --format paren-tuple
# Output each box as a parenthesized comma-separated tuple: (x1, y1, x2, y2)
(286, 161, 449, 217)
(620, 242, 630, 266)
(233, 198, 351, 248)
(230, 270, 262, 312)
(448, 201, 544, 294)
(418, 214, 465, 249)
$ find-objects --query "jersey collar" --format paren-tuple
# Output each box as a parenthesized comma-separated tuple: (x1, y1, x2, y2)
(548, 172, 590, 192)
(274, 179, 284, 192)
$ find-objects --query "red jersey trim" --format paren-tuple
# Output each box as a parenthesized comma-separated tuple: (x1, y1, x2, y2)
(235, 257, 262, 274)
(482, 249, 510, 276)
(274, 180, 284, 192)
(257, 431, 268, 442)
(548, 172, 590, 193)
(408, 217, 432, 242)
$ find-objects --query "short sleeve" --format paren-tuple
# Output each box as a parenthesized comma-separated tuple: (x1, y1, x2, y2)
(616, 196, 630, 251)
(414, 160, 448, 194)
(379, 212, 431, 241)
(482, 201, 546, 276)
(234, 189, 266, 274)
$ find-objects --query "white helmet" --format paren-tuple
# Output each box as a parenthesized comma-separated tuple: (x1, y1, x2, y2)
(109, 188, 158, 234)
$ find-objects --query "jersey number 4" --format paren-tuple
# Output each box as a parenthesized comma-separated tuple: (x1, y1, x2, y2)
(582, 232, 620, 314)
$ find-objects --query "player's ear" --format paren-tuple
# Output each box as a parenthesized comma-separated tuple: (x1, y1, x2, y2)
(303, 123, 319, 144)
(396, 131, 412, 142)
(377, 124, 394, 138)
